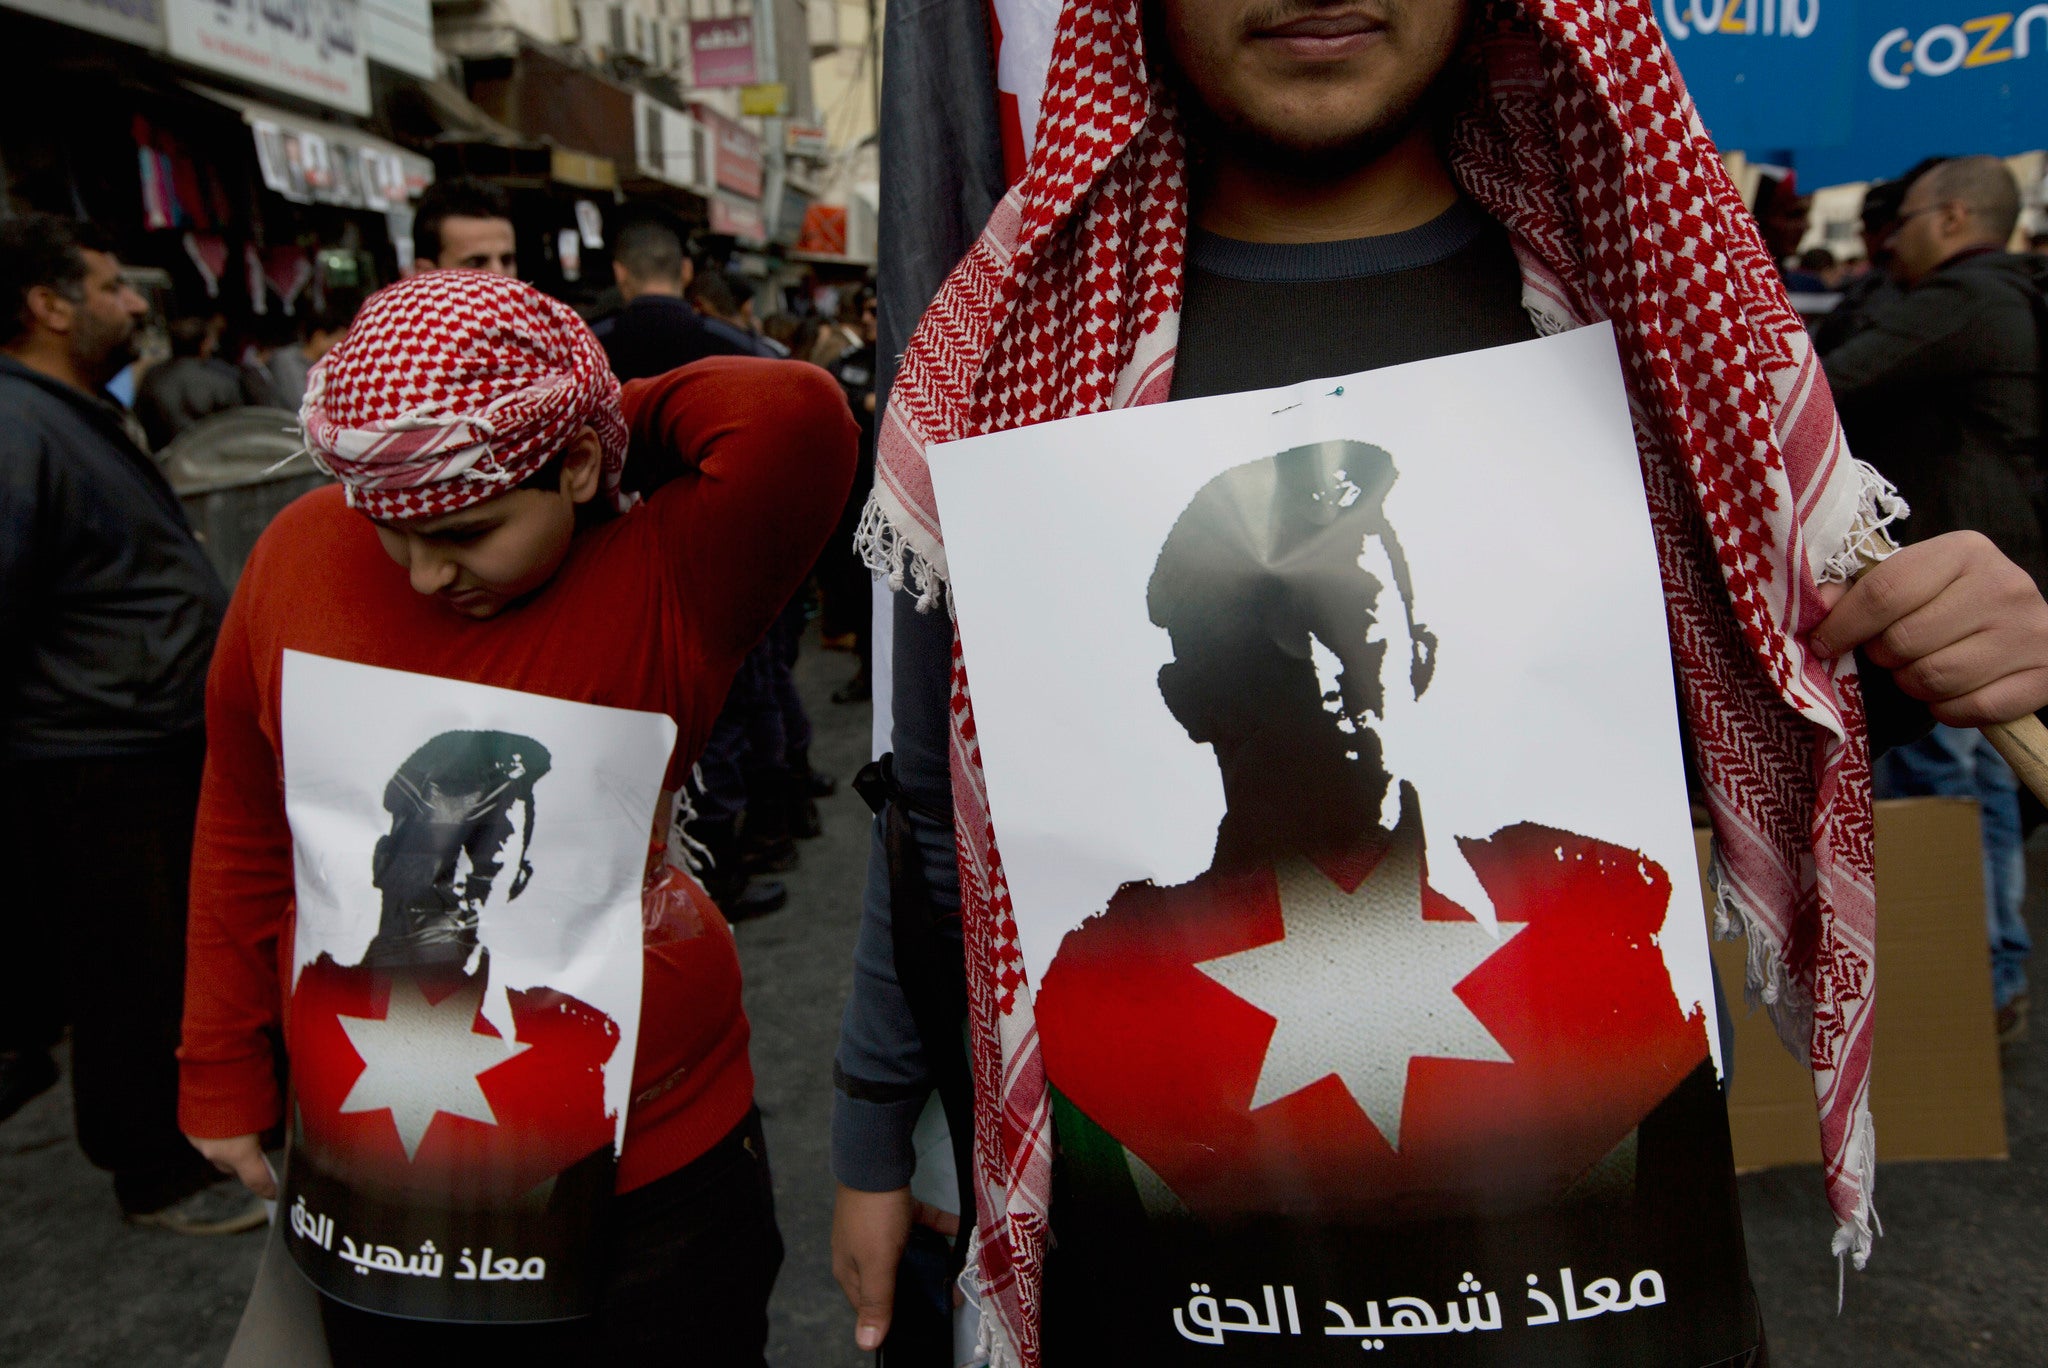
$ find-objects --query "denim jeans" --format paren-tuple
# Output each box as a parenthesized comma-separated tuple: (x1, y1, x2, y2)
(1875, 724, 2032, 1009)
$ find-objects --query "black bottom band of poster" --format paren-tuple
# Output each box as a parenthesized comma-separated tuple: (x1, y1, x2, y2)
(1041, 1064, 1758, 1366)
(281, 1126, 616, 1324)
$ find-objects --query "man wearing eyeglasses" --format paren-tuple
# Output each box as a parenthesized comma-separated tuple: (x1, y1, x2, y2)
(1824, 154, 2048, 1047)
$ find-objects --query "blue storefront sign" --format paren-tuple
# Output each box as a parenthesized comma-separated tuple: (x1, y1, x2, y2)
(1658, 0, 2048, 186)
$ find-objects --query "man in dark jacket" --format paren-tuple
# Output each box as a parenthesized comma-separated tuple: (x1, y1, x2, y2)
(594, 217, 734, 381)
(1823, 156, 2044, 1042)
(0, 213, 257, 1233)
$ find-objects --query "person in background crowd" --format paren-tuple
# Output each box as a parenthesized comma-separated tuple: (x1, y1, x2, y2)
(1750, 165, 1813, 272)
(596, 217, 731, 380)
(134, 314, 244, 450)
(687, 267, 778, 359)
(231, 313, 288, 409)
(263, 297, 358, 413)
(808, 287, 870, 368)
(761, 312, 804, 356)
(179, 272, 857, 1363)
(0, 213, 254, 1234)
(1787, 246, 1841, 293)
(600, 229, 816, 921)
(1823, 154, 2047, 1046)
(1814, 159, 1947, 355)
(410, 176, 519, 277)
(819, 287, 877, 705)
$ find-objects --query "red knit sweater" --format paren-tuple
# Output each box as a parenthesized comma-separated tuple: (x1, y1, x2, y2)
(178, 356, 857, 1192)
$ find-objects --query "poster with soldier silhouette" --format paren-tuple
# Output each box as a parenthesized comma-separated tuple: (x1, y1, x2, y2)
(277, 653, 676, 1322)
(928, 326, 1755, 1365)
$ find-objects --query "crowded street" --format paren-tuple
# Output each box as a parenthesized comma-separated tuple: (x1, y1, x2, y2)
(8, 0, 2048, 1365)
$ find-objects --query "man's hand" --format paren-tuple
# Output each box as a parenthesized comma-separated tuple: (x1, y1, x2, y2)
(188, 1132, 276, 1199)
(1812, 531, 2048, 726)
(833, 1183, 912, 1352)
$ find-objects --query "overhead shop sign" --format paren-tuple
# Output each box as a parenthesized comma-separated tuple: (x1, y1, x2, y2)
(687, 14, 755, 88)
(0, 0, 166, 49)
(166, 0, 371, 115)
(693, 102, 764, 199)
(362, 0, 434, 79)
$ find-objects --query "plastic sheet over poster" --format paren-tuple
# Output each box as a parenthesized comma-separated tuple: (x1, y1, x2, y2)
(927, 327, 1757, 1363)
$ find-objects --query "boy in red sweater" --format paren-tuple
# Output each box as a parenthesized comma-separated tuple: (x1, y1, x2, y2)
(178, 271, 856, 1364)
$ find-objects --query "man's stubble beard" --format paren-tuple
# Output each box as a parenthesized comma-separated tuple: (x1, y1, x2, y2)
(1190, 72, 1441, 182)
(71, 311, 136, 387)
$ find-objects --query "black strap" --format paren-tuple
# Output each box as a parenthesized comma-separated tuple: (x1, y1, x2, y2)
(860, 752, 976, 1274)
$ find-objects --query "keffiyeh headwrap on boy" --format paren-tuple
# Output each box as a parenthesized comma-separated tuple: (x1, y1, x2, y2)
(300, 270, 629, 521)
(857, 2, 1893, 1364)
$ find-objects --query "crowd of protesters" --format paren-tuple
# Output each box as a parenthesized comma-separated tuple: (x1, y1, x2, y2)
(1746, 154, 2046, 1047)
(3, 27, 2048, 1364)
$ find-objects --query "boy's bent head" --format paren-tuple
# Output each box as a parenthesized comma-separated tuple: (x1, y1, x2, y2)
(301, 271, 629, 619)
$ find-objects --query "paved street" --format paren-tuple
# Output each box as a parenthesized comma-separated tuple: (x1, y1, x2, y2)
(0, 635, 2042, 1365)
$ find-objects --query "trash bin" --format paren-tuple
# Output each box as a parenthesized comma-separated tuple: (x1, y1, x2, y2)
(159, 408, 329, 590)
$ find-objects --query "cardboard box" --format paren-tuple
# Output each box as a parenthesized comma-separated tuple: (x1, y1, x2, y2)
(1694, 797, 2008, 1171)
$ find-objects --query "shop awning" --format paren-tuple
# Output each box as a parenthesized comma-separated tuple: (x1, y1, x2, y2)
(186, 83, 433, 210)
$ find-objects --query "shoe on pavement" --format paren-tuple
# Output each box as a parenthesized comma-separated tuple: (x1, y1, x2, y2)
(718, 879, 788, 923)
(126, 1179, 268, 1236)
(0, 1048, 59, 1126)
(1997, 993, 2030, 1047)
(740, 834, 800, 874)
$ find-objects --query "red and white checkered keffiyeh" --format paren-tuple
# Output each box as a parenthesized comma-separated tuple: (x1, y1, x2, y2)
(301, 270, 629, 521)
(859, 2, 1892, 1363)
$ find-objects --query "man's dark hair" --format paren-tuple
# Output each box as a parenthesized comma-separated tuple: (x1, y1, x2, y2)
(0, 213, 118, 347)
(306, 290, 364, 340)
(687, 262, 739, 318)
(1797, 247, 1837, 273)
(614, 217, 685, 284)
(166, 315, 212, 359)
(412, 176, 514, 265)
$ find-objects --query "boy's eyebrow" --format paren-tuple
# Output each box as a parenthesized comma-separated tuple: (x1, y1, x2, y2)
(372, 511, 500, 535)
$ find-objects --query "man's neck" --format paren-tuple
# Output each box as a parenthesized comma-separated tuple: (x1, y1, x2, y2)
(2, 341, 97, 396)
(1194, 123, 1460, 245)
(623, 280, 684, 303)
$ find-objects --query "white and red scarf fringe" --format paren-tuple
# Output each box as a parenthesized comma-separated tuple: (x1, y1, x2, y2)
(859, 2, 1892, 1363)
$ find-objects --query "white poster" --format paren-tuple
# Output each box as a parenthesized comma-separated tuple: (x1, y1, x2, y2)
(167, 0, 369, 115)
(928, 326, 1752, 1364)
(278, 651, 675, 1321)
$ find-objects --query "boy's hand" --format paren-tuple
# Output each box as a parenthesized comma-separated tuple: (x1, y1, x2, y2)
(188, 1132, 276, 1199)
(833, 1183, 912, 1352)
(1811, 531, 2048, 727)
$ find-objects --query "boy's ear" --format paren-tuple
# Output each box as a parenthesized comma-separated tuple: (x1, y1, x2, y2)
(561, 427, 604, 505)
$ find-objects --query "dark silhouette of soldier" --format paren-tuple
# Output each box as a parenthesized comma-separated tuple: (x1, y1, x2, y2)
(363, 731, 553, 969)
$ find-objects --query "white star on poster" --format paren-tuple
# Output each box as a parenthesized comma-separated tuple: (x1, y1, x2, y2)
(1196, 830, 1521, 1152)
(337, 976, 531, 1160)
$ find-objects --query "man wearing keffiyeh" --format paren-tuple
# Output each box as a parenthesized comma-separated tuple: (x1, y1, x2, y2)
(830, 2, 2048, 1365)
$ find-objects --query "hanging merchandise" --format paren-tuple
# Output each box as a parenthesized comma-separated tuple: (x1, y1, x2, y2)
(557, 228, 582, 283)
(263, 246, 313, 316)
(184, 233, 229, 299)
(247, 244, 269, 316)
(575, 201, 604, 251)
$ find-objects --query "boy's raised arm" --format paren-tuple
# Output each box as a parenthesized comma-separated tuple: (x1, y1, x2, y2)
(624, 356, 860, 666)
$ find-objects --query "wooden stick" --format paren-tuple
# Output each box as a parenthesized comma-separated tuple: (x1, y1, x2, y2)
(1849, 540, 2048, 806)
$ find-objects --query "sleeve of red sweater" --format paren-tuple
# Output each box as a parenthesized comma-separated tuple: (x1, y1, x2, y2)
(623, 355, 859, 665)
(178, 575, 292, 1140)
